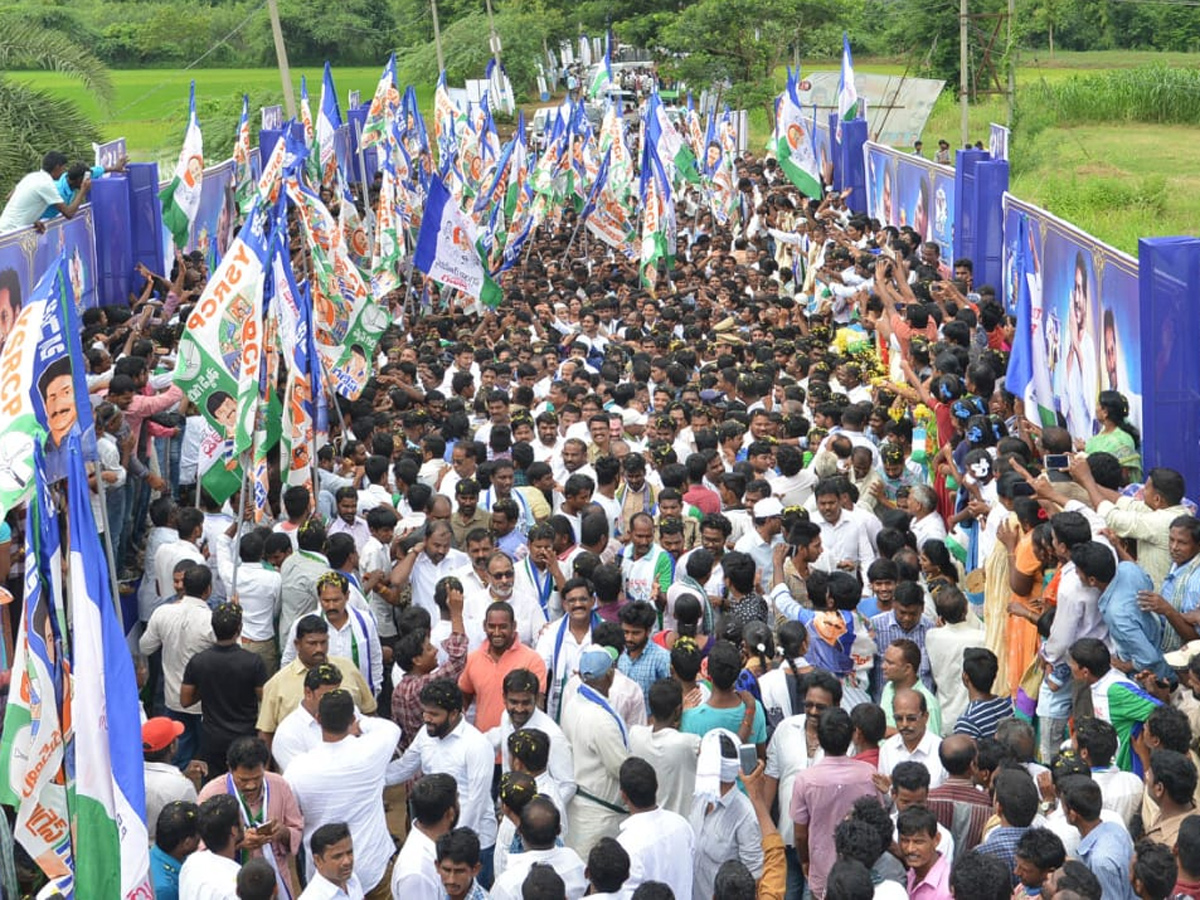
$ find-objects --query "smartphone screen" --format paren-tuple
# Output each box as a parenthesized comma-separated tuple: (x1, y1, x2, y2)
(739, 743, 758, 777)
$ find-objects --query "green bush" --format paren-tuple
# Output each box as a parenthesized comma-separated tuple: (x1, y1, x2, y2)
(1022, 64, 1200, 125)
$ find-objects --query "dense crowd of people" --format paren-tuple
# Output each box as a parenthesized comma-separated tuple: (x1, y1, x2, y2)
(4, 131, 1199, 900)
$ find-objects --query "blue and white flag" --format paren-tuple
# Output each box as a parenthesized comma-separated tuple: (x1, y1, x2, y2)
(1006, 215, 1035, 403)
(66, 433, 152, 897)
(317, 61, 342, 188)
(837, 33, 859, 138)
(414, 175, 503, 308)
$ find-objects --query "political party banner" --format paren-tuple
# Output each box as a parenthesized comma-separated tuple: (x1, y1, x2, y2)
(865, 141, 955, 264)
(286, 173, 391, 399)
(173, 198, 272, 502)
(813, 118, 833, 181)
(797, 72, 944, 148)
(27, 256, 99, 485)
(1003, 192, 1142, 441)
(0, 446, 73, 892)
(989, 123, 1010, 161)
(186, 159, 238, 271)
(0, 254, 97, 516)
(0, 209, 99, 331)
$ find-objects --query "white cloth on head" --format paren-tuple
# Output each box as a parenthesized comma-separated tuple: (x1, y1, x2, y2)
(694, 727, 742, 809)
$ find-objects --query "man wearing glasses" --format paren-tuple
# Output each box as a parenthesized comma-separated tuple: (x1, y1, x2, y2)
(878, 689, 947, 790)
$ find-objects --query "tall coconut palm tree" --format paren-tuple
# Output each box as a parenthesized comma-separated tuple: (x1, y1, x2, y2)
(0, 19, 115, 196)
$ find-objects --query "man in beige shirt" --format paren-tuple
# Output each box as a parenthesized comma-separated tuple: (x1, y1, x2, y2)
(256, 615, 376, 750)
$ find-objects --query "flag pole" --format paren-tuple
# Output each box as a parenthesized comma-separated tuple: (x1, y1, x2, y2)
(560, 216, 585, 265)
(92, 471, 124, 631)
(230, 451, 250, 598)
(353, 118, 376, 237)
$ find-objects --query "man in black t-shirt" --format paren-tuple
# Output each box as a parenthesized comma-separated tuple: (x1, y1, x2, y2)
(181, 603, 269, 775)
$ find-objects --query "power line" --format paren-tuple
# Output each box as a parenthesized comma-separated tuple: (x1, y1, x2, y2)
(107, 0, 269, 120)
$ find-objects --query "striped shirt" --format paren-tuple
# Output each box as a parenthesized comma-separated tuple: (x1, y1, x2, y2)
(954, 696, 1015, 741)
(870, 610, 935, 695)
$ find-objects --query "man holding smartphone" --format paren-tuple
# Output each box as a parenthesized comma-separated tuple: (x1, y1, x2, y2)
(197, 736, 303, 899)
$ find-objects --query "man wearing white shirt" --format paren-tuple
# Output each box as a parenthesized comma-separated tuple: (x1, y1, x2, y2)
(391, 774, 460, 900)
(392, 521, 470, 618)
(486, 669, 576, 800)
(1074, 716, 1145, 826)
(139, 565, 216, 766)
(218, 531, 282, 672)
(616, 757, 695, 899)
(327, 487, 373, 555)
(909, 485, 948, 548)
(879, 689, 947, 788)
(179, 794, 243, 900)
(356, 456, 395, 514)
(139, 498, 179, 626)
(439, 442, 480, 511)
(387, 679, 499, 885)
(200, 498, 236, 605)
(536, 577, 598, 720)
(628, 679, 700, 818)
(531, 412, 563, 464)
(489, 796, 587, 900)
(155, 506, 207, 601)
(561, 649, 632, 856)
(285, 691, 401, 896)
(298, 822, 365, 900)
(271, 663, 350, 773)
(814, 478, 876, 574)
(924, 588, 986, 734)
(280, 572, 383, 699)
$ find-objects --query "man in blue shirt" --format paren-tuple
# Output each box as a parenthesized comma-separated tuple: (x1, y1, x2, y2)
(1075, 541, 1169, 678)
(975, 768, 1038, 886)
(617, 601, 671, 713)
(42, 155, 126, 221)
(1061, 775, 1136, 900)
(150, 800, 200, 900)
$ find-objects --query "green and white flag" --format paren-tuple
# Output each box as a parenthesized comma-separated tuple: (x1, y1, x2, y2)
(173, 198, 271, 501)
(160, 81, 204, 250)
(232, 94, 255, 217)
(775, 73, 823, 199)
(588, 45, 613, 99)
(651, 94, 701, 185)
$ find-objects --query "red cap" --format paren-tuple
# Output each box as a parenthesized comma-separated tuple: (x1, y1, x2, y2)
(142, 717, 185, 753)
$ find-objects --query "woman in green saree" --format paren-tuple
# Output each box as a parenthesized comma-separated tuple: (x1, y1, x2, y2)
(1084, 390, 1142, 482)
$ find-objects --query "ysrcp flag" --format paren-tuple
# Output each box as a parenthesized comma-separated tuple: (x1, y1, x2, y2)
(65, 432, 152, 898)
(0, 446, 73, 892)
(270, 232, 321, 488)
(173, 197, 271, 501)
(775, 71, 823, 199)
(160, 81, 204, 249)
(414, 175, 503, 308)
(287, 173, 390, 399)
(0, 254, 95, 516)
